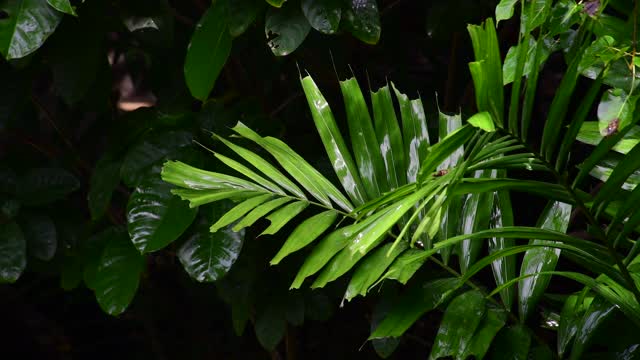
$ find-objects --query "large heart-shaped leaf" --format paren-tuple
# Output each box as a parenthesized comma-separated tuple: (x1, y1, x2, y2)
(0, 0, 63, 59)
(93, 229, 145, 316)
(0, 222, 26, 283)
(184, 0, 232, 100)
(178, 204, 245, 282)
(301, 0, 340, 34)
(127, 175, 197, 253)
(342, 0, 380, 44)
(265, 3, 310, 56)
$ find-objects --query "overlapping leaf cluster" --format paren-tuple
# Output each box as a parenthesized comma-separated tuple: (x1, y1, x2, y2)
(162, 0, 640, 357)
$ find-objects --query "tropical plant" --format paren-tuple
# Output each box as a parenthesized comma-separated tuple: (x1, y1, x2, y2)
(161, 0, 640, 358)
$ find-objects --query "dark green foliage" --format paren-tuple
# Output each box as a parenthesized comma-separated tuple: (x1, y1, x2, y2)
(4, 0, 640, 358)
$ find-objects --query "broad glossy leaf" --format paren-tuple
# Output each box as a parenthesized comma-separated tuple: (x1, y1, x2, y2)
(301, 75, 366, 205)
(94, 231, 145, 316)
(495, 0, 518, 24)
(301, 0, 340, 34)
(519, 201, 572, 321)
(461, 306, 507, 359)
(213, 134, 306, 198)
(127, 175, 198, 253)
(342, 0, 380, 44)
(47, 0, 76, 16)
(429, 290, 486, 359)
(569, 296, 616, 360)
(270, 210, 338, 265)
(488, 324, 531, 360)
(232, 197, 291, 231)
(88, 156, 122, 220)
(340, 77, 388, 199)
(576, 122, 640, 154)
(344, 242, 408, 301)
(121, 131, 192, 187)
(0, 222, 26, 283)
(265, 4, 310, 56)
(597, 88, 637, 136)
(370, 278, 458, 339)
(0, 0, 62, 59)
(233, 122, 353, 211)
(210, 194, 272, 232)
(178, 205, 245, 282)
(261, 200, 309, 235)
(228, 0, 264, 37)
(371, 85, 405, 190)
(392, 84, 430, 183)
(558, 294, 593, 358)
(17, 167, 80, 206)
(21, 213, 56, 261)
(184, 1, 232, 100)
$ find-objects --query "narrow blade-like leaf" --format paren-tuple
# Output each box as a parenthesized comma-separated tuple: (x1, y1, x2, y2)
(392, 83, 430, 184)
(270, 210, 338, 264)
(518, 201, 572, 321)
(301, 75, 366, 205)
(371, 85, 405, 190)
(340, 77, 388, 198)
